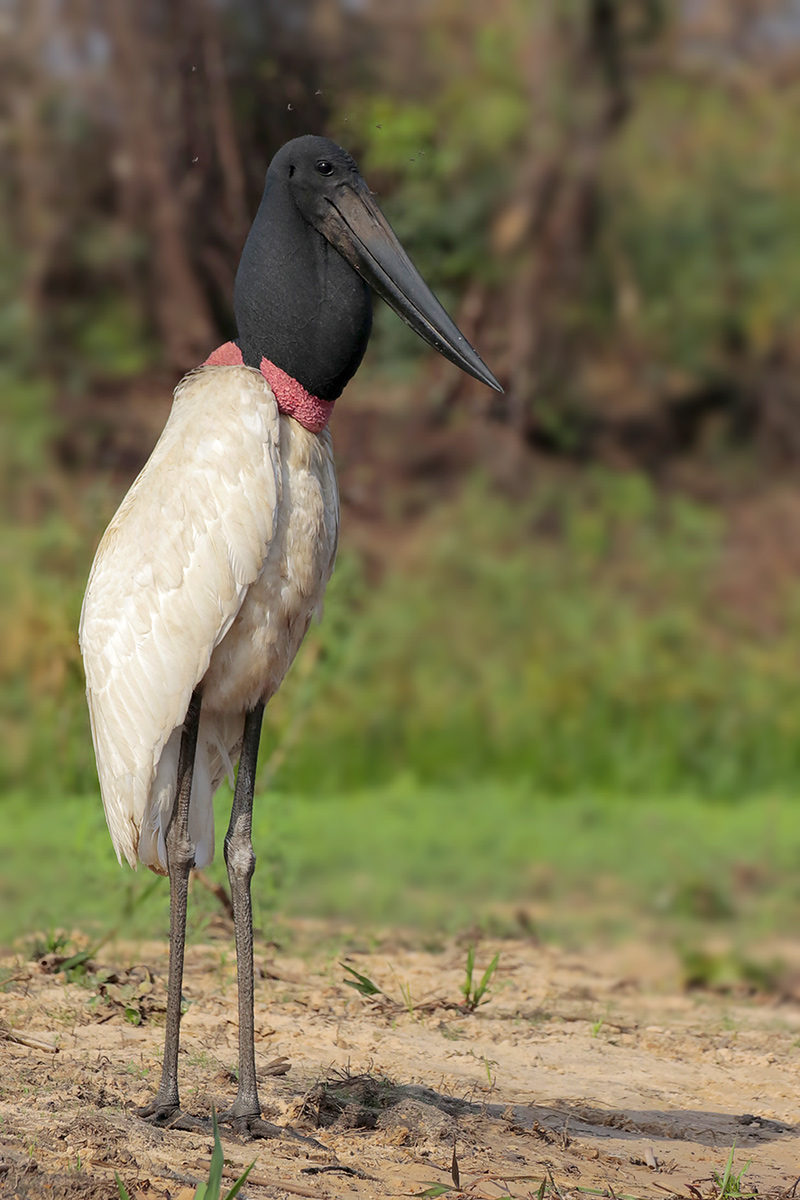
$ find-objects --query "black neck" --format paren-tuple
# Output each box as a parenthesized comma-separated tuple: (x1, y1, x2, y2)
(233, 171, 372, 402)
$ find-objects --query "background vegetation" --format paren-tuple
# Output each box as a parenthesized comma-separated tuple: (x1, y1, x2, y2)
(4, 0, 800, 952)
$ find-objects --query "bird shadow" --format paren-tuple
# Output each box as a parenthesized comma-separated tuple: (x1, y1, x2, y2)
(293, 1067, 796, 1154)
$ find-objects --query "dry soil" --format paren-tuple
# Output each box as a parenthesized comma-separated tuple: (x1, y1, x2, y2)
(2, 924, 800, 1199)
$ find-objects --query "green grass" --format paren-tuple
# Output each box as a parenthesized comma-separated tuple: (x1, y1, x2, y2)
(3, 783, 800, 951)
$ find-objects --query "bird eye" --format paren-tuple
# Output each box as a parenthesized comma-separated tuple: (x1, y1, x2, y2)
(316, 160, 334, 176)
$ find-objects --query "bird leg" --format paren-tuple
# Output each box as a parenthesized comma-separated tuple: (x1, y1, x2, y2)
(138, 696, 312, 1141)
(139, 690, 206, 1131)
(218, 701, 290, 1139)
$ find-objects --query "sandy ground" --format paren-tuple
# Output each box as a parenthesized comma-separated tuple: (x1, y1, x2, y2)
(2, 922, 800, 1199)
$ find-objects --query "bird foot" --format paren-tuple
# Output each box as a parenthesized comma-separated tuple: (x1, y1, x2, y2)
(218, 1108, 323, 1147)
(137, 1099, 210, 1133)
(136, 1097, 322, 1146)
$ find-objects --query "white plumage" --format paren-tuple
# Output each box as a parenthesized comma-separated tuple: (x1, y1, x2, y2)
(79, 363, 338, 875)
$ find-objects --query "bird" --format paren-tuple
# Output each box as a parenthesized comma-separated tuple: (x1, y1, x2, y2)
(79, 134, 501, 1138)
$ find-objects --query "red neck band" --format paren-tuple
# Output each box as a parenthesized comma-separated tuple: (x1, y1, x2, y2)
(203, 342, 334, 434)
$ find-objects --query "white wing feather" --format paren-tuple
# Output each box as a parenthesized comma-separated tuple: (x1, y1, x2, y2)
(79, 365, 281, 870)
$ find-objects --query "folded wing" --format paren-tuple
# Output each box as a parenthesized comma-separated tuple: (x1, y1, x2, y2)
(79, 365, 282, 868)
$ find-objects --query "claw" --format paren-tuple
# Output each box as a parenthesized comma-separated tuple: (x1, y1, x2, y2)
(218, 1109, 323, 1147)
(136, 1099, 321, 1145)
(137, 1100, 210, 1133)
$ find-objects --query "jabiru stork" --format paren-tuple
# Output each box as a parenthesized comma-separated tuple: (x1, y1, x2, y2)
(79, 135, 501, 1137)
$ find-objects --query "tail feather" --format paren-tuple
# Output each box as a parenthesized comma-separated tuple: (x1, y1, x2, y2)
(137, 712, 245, 873)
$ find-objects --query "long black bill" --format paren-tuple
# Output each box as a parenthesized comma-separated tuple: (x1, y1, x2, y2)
(320, 179, 503, 393)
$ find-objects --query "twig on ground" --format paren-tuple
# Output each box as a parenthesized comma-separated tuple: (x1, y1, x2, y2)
(209, 1163, 324, 1198)
(0, 1019, 57, 1053)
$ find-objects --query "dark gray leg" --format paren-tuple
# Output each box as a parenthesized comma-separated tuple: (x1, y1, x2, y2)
(139, 690, 205, 1129)
(138, 696, 316, 1143)
(220, 701, 283, 1135)
(219, 704, 322, 1143)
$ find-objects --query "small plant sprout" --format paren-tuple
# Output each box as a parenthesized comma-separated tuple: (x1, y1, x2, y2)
(39, 931, 71, 957)
(399, 978, 415, 1016)
(386, 961, 419, 1017)
(712, 1142, 753, 1199)
(459, 946, 500, 1012)
(411, 1137, 516, 1199)
(340, 963, 384, 998)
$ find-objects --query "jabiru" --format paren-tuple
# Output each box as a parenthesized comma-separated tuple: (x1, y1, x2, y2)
(79, 134, 501, 1137)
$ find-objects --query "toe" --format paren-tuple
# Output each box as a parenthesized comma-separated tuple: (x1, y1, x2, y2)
(137, 1103, 209, 1133)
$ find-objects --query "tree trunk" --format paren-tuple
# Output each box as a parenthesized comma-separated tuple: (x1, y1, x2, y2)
(105, 0, 215, 372)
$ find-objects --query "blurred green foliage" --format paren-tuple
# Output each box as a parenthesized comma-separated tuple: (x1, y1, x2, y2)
(334, 16, 527, 367)
(6, 470, 800, 805)
(605, 76, 800, 372)
(269, 476, 800, 799)
(4, 4, 800, 421)
(6, 3, 800, 946)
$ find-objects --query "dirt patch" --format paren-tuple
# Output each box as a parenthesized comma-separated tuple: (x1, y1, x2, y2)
(2, 928, 799, 1198)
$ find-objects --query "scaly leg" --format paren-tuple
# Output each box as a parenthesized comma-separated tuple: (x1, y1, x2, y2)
(139, 690, 205, 1130)
(219, 702, 287, 1138)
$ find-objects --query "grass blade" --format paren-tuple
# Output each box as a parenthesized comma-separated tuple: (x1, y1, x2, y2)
(340, 963, 383, 997)
(460, 946, 475, 1001)
(222, 1161, 256, 1200)
(474, 953, 500, 1005)
(451, 1137, 460, 1189)
(194, 1108, 225, 1200)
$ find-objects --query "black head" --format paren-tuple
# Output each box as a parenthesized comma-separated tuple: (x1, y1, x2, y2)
(233, 135, 501, 401)
(272, 135, 363, 227)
